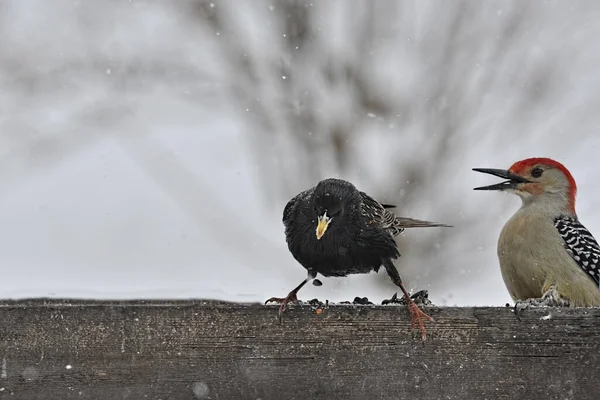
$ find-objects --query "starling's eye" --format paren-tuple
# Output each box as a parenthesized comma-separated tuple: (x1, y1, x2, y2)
(531, 167, 543, 178)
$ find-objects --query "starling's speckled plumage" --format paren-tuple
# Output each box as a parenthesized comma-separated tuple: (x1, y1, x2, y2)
(267, 178, 451, 340)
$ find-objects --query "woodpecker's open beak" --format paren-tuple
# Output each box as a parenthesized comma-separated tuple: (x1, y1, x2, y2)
(472, 168, 531, 191)
(316, 213, 331, 240)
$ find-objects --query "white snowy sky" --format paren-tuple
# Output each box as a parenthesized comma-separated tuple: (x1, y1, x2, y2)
(1, 0, 599, 306)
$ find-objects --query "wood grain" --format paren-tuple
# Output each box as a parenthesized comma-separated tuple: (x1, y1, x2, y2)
(0, 299, 598, 400)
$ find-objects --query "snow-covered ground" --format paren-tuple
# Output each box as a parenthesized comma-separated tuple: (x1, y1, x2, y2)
(1, 1, 599, 306)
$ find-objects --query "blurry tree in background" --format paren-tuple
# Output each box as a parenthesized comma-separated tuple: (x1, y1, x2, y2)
(1, 0, 599, 304)
(191, 0, 600, 296)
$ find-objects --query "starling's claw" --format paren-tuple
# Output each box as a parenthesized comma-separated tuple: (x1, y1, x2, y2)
(266, 276, 313, 321)
(264, 297, 285, 305)
(408, 300, 434, 342)
(265, 292, 300, 322)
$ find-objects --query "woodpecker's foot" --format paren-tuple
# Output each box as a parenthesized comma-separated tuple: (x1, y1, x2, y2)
(514, 297, 550, 316)
(540, 286, 570, 307)
(265, 292, 300, 322)
(513, 289, 570, 319)
(514, 298, 546, 319)
(514, 300, 531, 319)
(407, 299, 434, 342)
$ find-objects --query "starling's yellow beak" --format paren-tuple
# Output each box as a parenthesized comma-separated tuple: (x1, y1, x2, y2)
(316, 213, 331, 240)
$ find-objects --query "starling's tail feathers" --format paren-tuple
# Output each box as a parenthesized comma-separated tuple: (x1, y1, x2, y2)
(394, 217, 452, 229)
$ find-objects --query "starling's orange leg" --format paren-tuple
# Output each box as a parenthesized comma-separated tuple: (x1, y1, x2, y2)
(265, 273, 314, 322)
(382, 258, 433, 341)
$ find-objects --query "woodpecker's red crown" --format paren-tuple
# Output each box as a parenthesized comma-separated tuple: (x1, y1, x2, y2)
(509, 157, 577, 210)
(473, 157, 577, 214)
(509, 158, 576, 192)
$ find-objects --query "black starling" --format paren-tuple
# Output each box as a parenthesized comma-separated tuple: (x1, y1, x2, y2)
(266, 178, 451, 340)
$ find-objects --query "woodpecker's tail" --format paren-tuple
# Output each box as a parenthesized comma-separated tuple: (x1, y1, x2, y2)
(394, 217, 452, 229)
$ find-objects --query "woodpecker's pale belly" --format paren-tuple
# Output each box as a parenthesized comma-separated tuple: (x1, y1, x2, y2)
(498, 212, 600, 306)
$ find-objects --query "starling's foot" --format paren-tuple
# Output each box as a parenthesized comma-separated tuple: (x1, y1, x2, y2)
(407, 299, 433, 342)
(265, 292, 300, 322)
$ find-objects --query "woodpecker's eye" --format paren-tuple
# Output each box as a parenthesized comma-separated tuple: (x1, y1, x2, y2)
(531, 167, 543, 178)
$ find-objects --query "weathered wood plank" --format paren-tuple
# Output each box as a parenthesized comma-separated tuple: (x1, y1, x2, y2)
(0, 299, 598, 400)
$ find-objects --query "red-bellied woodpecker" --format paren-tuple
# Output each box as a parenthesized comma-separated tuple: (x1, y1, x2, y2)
(473, 157, 600, 309)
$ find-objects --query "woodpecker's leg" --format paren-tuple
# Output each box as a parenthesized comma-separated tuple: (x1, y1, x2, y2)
(382, 259, 433, 341)
(514, 285, 570, 318)
(540, 285, 570, 307)
(265, 272, 316, 322)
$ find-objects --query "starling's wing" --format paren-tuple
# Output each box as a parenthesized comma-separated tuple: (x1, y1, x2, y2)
(554, 216, 600, 288)
(359, 192, 404, 236)
(360, 191, 451, 237)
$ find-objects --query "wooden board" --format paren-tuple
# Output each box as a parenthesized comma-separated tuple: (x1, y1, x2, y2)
(0, 299, 598, 399)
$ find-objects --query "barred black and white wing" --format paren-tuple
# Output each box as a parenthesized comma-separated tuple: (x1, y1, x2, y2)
(554, 216, 600, 288)
(359, 192, 451, 237)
